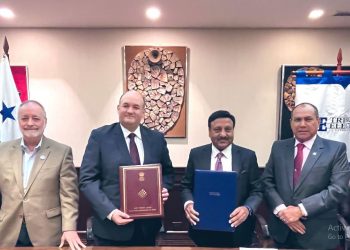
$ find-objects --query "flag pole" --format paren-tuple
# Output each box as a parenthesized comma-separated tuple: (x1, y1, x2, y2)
(292, 70, 350, 75)
(292, 48, 350, 75)
(0, 41, 22, 141)
(337, 48, 342, 71)
(3, 36, 10, 62)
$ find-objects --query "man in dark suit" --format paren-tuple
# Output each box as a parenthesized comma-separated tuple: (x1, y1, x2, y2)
(181, 110, 262, 247)
(262, 102, 350, 249)
(79, 90, 174, 246)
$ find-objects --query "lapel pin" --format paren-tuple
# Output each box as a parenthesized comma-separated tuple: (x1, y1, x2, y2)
(40, 155, 46, 160)
(312, 152, 317, 156)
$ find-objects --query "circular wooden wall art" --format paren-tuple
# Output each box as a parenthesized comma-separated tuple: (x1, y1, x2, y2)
(127, 47, 185, 134)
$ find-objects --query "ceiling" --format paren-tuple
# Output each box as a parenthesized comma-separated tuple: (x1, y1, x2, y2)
(0, 0, 349, 28)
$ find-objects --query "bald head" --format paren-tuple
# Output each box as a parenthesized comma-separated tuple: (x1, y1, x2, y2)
(119, 90, 145, 108)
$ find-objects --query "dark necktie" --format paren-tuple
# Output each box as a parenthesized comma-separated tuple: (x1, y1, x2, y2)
(293, 143, 305, 186)
(128, 133, 141, 165)
(215, 152, 224, 171)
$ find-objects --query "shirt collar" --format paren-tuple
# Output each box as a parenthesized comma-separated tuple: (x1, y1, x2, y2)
(294, 134, 317, 150)
(211, 144, 232, 158)
(21, 137, 43, 153)
(120, 123, 142, 140)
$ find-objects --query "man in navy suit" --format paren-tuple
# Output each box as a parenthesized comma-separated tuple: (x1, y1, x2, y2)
(79, 90, 174, 246)
(262, 102, 350, 249)
(181, 110, 262, 247)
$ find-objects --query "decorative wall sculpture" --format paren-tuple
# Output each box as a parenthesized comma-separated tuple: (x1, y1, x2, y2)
(124, 46, 188, 138)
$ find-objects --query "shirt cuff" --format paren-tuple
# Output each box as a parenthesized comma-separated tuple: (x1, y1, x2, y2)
(298, 203, 308, 217)
(107, 209, 120, 220)
(273, 204, 287, 215)
(184, 200, 194, 210)
(244, 205, 253, 216)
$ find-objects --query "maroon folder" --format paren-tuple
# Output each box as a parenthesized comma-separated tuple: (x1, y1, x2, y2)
(119, 164, 163, 219)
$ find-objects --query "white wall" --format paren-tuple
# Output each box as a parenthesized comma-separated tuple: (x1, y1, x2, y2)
(1, 28, 349, 166)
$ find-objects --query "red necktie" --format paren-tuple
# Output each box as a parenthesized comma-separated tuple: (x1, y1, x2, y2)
(215, 152, 224, 171)
(128, 133, 140, 165)
(293, 143, 305, 186)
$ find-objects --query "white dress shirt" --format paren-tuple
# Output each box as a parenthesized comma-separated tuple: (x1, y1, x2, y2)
(294, 135, 316, 170)
(120, 124, 145, 165)
(21, 138, 43, 191)
(210, 144, 232, 171)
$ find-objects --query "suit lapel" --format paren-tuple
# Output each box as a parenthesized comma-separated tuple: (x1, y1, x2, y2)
(25, 137, 50, 196)
(11, 140, 24, 195)
(231, 144, 241, 172)
(201, 145, 212, 170)
(295, 136, 323, 191)
(114, 123, 133, 166)
(141, 126, 150, 164)
(285, 139, 296, 191)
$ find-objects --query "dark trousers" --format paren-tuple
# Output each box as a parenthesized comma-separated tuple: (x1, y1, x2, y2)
(16, 222, 33, 247)
(94, 220, 156, 246)
(274, 232, 303, 249)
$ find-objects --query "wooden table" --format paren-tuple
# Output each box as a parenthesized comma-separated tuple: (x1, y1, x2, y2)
(0, 247, 280, 250)
(0, 247, 305, 250)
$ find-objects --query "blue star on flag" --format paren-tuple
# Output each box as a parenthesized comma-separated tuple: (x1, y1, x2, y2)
(0, 102, 16, 122)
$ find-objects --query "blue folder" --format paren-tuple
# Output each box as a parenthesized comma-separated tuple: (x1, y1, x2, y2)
(193, 169, 238, 232)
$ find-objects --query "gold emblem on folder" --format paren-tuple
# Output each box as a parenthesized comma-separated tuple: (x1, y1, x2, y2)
(139, 172, 145, 181)
(138, 189, 147, 199)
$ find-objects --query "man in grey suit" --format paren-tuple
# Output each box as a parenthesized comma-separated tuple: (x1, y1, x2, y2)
(0, 100, 85, 250)
(79, 90, 174, 246)
(181, 110, 262, 247)
(262, 102, 350, 249)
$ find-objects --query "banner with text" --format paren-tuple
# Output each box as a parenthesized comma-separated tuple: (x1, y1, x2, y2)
(296, 70, 350, 158)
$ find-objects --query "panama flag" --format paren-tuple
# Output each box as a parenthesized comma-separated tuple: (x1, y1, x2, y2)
(0, 54, 22, 142)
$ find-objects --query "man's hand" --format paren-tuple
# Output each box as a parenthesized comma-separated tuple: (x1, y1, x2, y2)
(286, 220, 306, 235)
(59, 231, 86, 250)
(162, 188, 169, 203)
(111, 209, 134, 225)
(278, 205, 303, 223)
(184, 203, 199, 226)
(229, 206, 249, 228)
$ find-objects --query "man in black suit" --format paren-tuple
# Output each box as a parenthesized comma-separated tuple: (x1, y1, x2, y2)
(79, 90, 174, 246)
(181, 110, 262, 247)
(262, 103, 350, 249)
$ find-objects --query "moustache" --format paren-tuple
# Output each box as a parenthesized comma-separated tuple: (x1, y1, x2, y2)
(217, 137, 229, 140)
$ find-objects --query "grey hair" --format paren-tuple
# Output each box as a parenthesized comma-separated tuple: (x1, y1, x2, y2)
(19, 100, 47, 119)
